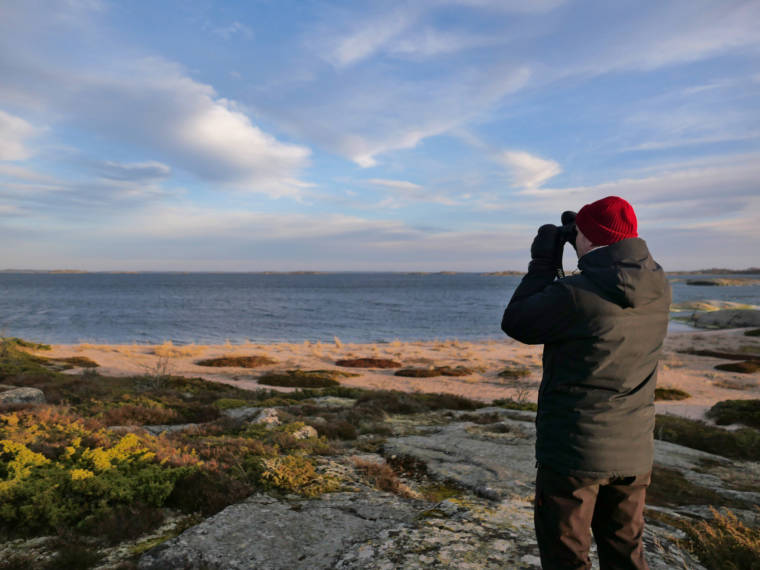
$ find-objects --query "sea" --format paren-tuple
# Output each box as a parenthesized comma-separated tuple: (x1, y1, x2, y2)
(0, 272, 758, 345)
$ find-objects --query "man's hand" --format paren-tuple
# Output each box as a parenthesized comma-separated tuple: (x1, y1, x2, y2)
(531, 224, 560, 263)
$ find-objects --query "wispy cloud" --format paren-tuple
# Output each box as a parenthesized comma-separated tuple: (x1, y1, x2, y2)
(500, 151, 561, 189)
(212, 21, 253, 40)
(366, 178, 422, 191)
(0, 110, 43, 161)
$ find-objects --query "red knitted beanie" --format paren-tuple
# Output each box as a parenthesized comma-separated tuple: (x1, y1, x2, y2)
(575, 196, 638, 246)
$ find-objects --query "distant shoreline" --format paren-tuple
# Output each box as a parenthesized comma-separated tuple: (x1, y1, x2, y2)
(2, 268, 759, 276)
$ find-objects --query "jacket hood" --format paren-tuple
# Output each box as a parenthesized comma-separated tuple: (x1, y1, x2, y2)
(578, 238, 669, 308)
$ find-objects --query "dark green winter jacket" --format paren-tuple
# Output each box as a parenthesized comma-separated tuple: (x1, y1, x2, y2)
(502, 238, 671, 477)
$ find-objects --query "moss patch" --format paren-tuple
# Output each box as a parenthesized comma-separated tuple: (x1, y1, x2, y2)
(706, 399, 760, 429)
(715, 360, 760, 373)
(655, 414, 760, 461)
(258, 370, 340, 388)
(654, 387, 691, 401)
(195, 355, 276, 368)
(744, 328, 760, 337)
(394, 366, 471, 378)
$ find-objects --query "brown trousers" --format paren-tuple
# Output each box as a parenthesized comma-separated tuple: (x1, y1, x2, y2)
(534, 466, 651, 570)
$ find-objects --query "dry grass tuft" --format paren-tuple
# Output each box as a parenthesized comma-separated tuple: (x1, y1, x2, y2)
(352, 457, 417, 498)
(681, 507, 760, 569)
(196, 355, 277, 368)
(152, 341, 207, 358)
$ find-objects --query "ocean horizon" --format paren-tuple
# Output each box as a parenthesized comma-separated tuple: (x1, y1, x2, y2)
(1, 272, 758, 345)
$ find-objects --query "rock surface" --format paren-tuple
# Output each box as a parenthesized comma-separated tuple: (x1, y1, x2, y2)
(138, 492, 420, 570)
(0, 386, 45, 405)
(687, 309, 760, 329)
(140, 406, 720, 569)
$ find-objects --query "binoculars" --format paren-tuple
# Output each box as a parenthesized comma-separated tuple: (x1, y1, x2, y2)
(555, 211, 578, 278)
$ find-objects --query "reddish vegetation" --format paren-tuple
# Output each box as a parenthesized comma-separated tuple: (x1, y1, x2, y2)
(335, 358, 401, 369)
(196, 355, 277, 368)
(394, 366, 471, 378)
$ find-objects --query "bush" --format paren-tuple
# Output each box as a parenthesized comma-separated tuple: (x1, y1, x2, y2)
(259, 455, 338, 497)
(655, 414, 760, 461)
(707, 399, 760, 429)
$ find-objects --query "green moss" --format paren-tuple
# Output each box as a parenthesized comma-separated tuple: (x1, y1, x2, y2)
(213, 398, 249, 410)
(654, 387, 691, 401)
(706, 399, 760, 429)
(655, 414, 760, 461)
(420, 482, 464, 502)
(744, 328, 760, 337)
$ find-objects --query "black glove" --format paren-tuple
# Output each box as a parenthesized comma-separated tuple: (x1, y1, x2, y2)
(560, 210, 578, 252)
(531, 224, 560, 264)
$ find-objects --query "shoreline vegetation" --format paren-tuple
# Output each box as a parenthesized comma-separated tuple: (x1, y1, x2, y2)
(1, 329, 759, 568)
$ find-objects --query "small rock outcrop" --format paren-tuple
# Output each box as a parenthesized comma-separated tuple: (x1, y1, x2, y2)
(688, 309, 760, 329)
(0, 385, 45, 405)
(222, 406, 281, 426)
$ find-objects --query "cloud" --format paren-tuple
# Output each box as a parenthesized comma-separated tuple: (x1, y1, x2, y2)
(366, 178, 422, 191)
(93, 160, 171, 182)
(212, 21, 253, 40)
(0, 110, 42, 161)
(500, 151, 561, 189)
(0, 54, 310, 196)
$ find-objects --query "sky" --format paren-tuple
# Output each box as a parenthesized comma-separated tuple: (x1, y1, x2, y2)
(0, 0, 758, 271)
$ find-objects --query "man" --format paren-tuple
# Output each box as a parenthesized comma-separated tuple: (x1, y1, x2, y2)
(501, 196, 671, 570)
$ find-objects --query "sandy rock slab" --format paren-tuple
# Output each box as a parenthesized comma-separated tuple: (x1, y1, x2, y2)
(138, 491, 420, 570)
